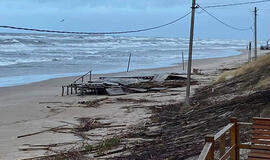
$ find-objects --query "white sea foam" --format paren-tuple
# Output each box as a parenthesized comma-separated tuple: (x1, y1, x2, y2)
(0, 33, 257, 87)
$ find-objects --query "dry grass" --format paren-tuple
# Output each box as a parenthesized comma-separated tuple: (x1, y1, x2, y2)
(215, 53, 270, 85)
(255, 77, 270, 89)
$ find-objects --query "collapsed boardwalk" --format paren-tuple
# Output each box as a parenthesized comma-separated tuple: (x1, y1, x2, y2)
(61, 73, 193, 96)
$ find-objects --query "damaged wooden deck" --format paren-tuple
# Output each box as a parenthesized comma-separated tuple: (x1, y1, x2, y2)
(61, 73, 196, 96)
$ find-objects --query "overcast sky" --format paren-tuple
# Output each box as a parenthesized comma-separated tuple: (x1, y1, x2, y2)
(0, 0, 269, 40)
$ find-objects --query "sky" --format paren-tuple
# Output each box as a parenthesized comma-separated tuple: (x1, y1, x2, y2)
(0, 0, 269, 41)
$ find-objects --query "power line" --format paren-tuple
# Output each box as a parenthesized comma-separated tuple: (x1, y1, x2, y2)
(198, 5, 252, 31)
(0, 11, 191, 35)
(205, 0, 270, 8)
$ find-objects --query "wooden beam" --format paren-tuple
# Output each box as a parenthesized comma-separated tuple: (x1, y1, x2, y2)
(205, 135, 215, 160)
(214, 123, 234, 140)
(230, 117, 238, 160)
(220, 145, 236, 160)
(219, 134, 226, 158)
(198, 142, 213, 160)
(62, 86, 64, 96)
(238, 143, 251, 149)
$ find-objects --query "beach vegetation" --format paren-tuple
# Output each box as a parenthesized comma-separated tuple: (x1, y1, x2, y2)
(215, 53, 270, 88)
(97, 137, 121, 153)
(84, 144, 94, 152)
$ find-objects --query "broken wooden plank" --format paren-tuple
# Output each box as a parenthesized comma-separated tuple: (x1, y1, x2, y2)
(149, 87, 167, 92)
(17, 125, 67, 138)
(19, 147, 49, 151)
(105, 87, 126, 96)
(127, 88, 148, 93)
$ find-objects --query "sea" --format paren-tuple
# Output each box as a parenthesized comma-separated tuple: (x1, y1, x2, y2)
(0, 33, 250, 87)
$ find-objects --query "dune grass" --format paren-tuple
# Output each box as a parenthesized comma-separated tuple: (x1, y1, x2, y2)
(215, 53, 270, 88)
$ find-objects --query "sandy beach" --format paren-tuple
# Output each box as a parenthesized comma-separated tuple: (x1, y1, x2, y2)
(0, 50, 268, 160)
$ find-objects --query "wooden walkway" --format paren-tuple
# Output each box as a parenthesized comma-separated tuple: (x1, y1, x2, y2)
(198, 117, 270, 160)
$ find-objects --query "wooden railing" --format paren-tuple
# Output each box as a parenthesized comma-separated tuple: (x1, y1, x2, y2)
(73, 70, 92, 84)
(198, 117, 252, 160)
(61, 70, 92, 96)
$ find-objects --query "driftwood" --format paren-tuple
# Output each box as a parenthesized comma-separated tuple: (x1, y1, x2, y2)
(94, 147, 126, 158)
(19, 147, 50, 151)
(113, 88, 270, 159)
(78, 98, 108, 108)
(20, 149, 90, 160)
(38, 102, 62, 104)
(17, 125, 67, 138)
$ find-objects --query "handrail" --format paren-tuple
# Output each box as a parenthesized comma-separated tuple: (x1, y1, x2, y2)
(197, 118, 257, 160)
(198, 142, 213, 160)
(214, 123, 234, 140)
(73, 70, 92, 84)
(198, 123, 235, 160)
(198, 118, 240, 160)
(219, 144, 236, 160)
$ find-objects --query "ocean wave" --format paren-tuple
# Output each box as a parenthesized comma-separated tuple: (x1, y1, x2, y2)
(0, 33, 256, 87)
(0, 57, 52, 66)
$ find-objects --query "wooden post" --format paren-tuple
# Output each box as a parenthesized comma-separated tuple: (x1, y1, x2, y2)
(75, 86, 78, 94)
(182, 51, 185, 70)
(62, 86, 64, 96)
(205, 135, 215, 160)
(70, 85, 73, 95)
(80, 87, 83, 95)
(127, 53, 131, 72)
(248, 42, 251, 61)
(219, 134, 226, 158)
(254, 7, 257, 61)
(67, 86, 69, 95)
(89, 70, 92, 82)
(186, 0, 196, 105)
(230, 117, 239, 160)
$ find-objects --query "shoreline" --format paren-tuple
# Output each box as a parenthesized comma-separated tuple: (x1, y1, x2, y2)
(0, 50, 248, 89)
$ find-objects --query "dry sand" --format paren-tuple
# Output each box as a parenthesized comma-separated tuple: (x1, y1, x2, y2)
(0, 50, 268, 160)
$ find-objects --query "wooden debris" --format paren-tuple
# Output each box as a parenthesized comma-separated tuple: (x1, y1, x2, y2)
(19, 147, 49, 151)
(38, 102, 62, 104)
(114, 87, 270, 159)
(116, 97, 154, 103)
(62, 73, 197, 96)
(94, 147, 126, 158)
(17, 125, 67, 138)
(78, 98, 108, 108)
(149, 87, 167, 92)
(127, 88, 148, 93)
(106, 87, 126, 96)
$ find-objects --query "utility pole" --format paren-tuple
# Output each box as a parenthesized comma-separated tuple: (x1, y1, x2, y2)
(186, 0, 196, 106)
(254, 7, 257, 61)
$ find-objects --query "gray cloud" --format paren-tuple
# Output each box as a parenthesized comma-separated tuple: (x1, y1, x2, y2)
(0, 0, 190, 11)
(0, 0, 269, 40)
